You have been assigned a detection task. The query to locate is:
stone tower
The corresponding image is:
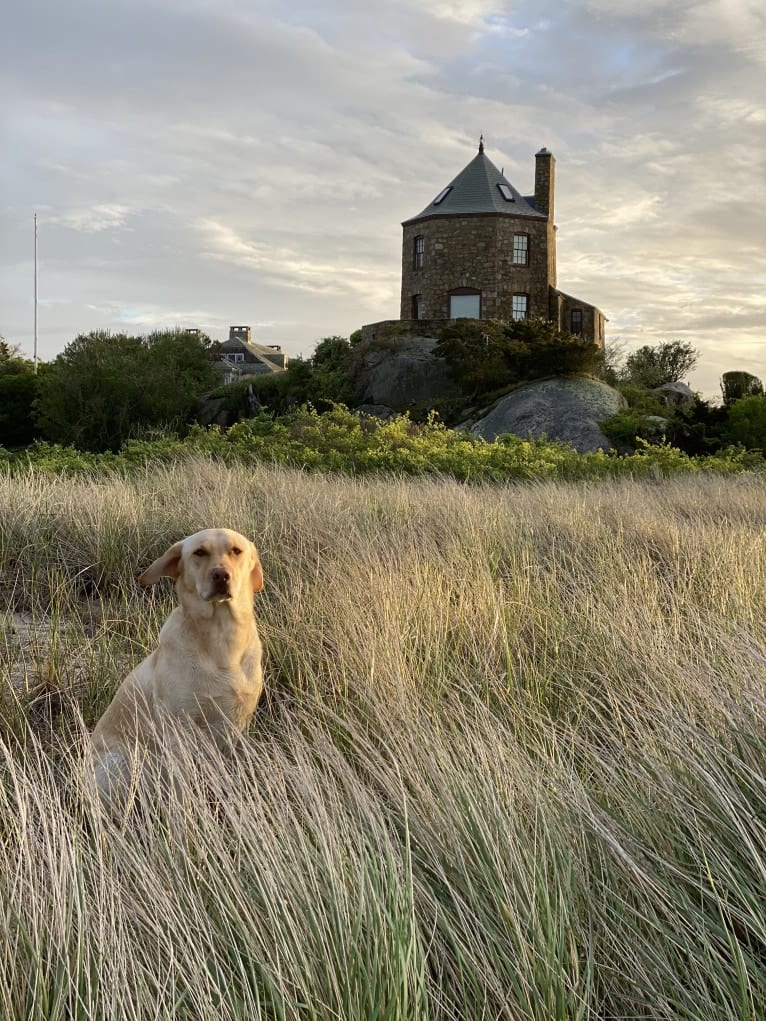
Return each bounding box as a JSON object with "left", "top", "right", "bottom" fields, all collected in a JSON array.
[{"left": 397, "top": 140, "right": 604, "bottom": 343}]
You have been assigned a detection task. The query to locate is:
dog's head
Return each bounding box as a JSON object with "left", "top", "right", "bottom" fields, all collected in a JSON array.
[{"left": 138, "top": 528, "right": 264, "bottom": 603}]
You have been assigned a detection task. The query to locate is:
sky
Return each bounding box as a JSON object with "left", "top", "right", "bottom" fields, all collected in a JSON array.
[{"left": 1, "top": 0, "right": 764, "bottom": 399}]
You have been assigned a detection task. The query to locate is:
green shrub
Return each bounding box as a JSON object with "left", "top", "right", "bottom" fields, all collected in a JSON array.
[
  {"left": 600, "top": 408, "right": 666, "bottom": 448},
  {"left": 2, "top": 405, "right": 763, "bottom": 482},
  {"left": 721, "top": 370, "right": 763, "bottom": 406},
  {"left": 724, "top": 395, "right": 766, "bottom": 451},
  {"left": 435, "top": 318, "right": 602, "bottom": 399},
  {"left": 616, "top": 383, "right": 666, "bottom": 415},
  {"left": 35, "top": 329, "right": 218, "bottom": 452},
  {"left": 0, "top": 372, "right": 39, "bottom": 447}
]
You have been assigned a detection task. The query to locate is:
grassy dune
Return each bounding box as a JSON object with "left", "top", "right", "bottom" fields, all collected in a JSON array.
[{"left": 1, "top": 462, "right": 765, "bottom": 1020}]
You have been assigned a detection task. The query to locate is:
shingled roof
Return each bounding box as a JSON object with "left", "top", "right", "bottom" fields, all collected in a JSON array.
[{"left": 402, "top": 139, "right": 543, "bottom": 225}]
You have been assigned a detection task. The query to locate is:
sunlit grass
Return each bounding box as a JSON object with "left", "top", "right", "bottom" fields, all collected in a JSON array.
[{"left": 1, "top": 462, "right": 765, "bottom": 1019}]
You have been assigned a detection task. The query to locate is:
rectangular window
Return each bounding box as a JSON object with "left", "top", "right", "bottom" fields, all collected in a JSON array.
[
  {"left": 450, "top": 293, "right": 481, "bottom": 318},
  {"left": 512, "top": 294, "right": 528, "bottom": 320},
  {"left": 512, "top": 234, "right": 528, "bottom": 265},
  {"left": 413, "top": 235, "right": 425, "bottom": 269},
  {"left": 412, "top": 294, "right": 423, "bottom": 320},
  {"left": 570, "top": 308, "right": 583, "bottom": 335}
]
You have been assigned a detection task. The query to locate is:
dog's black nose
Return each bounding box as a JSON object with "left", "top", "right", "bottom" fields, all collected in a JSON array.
[{"left": 211, "top": 567, "right": 231, "bottom": 588}]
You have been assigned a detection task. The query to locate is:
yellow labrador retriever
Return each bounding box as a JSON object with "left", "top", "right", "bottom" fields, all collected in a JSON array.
[{"left": 91, "top": 528, "right": 264, "bottom": 811}]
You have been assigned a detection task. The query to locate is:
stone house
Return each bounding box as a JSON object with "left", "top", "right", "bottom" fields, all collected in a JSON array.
[
  {"left": 364, "top": 140, "right": 605, "bottom": 345},
  {"left": 215, "top": 326, "right": 288, "bottom": 384}
]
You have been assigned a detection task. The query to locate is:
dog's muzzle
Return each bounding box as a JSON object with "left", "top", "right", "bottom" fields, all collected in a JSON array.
[{"left": 207, "top": 567, "right": 232, "bottom": 600}]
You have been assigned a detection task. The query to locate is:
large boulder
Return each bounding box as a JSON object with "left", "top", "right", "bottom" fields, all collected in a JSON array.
[
  {"left": 651, "top": 381, "right": 695, "bottom": 407},
  {"left": 352, "top": 335, "right": 459, "bottom": 412},
  {"left": 470, "top": 376, "right": 626, "bottom": 453}
]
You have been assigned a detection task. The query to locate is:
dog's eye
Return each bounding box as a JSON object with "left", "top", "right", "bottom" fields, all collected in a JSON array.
[
  {"left": 193, "top": 548, "right": 207, "bottom": 558},
  {"left": 231, "top": 547, "right": 243, "bottom": 556}
]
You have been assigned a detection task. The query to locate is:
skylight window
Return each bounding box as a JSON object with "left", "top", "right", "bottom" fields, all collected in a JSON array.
[
  {"left": 432, "top": 186, "right": 452, "bottom": 205},
  {"left": 497, "top": 184, "right": 515, "bottom": 201}
]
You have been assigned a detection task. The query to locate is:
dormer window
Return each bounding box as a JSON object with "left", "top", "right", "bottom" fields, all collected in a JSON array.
[
  {"left": 432, "top": 186, "right": 452, "bottom": 205},
  {"left": 413, "top": 235, "right": 425, "bottom": 269},
  {"left": 497, "top": 184, "right": 515, "bottom": 202}
]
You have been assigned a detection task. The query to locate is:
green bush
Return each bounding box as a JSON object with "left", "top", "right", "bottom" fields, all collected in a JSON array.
[
  {"left": 599, "top": 408, "right": 666, "bottom": 448},
  {"left": 616, "top": 383, "right": 666, "bottom": 415},
  {"left": 0, "top": 372, "right": 40, "bottom": 447},
  {"left": 2, "top": 405, "right": 763, "bottom": 482},
  {"left": 721, "top": 370, "right": 763, "bottom": 406},
  {"left": 243, "top": 337, "right": 355, "bottom": 414},
  {"left": 724, "top": 395, "right": 766, "bottom": 451},
  {"left": 35, "top": 329, "right": 218, "bottom": 452},
  {"left": 435, "top": 318, "right": 602, "bottom": 399}
]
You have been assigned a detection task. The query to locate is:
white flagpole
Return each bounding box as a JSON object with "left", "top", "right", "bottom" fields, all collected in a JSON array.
[{"left": 34, "top": 213, "right": 38, "bottom": 374}]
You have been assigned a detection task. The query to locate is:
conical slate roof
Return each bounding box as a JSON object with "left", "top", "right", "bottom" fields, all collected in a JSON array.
[{"left": 402, "top": 140, "right": 542, "bottom": 225}]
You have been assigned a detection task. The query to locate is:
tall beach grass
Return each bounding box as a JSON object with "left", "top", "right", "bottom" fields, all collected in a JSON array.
[{"left": 1, "top": 462, "right": 765, "bottom": 1019}]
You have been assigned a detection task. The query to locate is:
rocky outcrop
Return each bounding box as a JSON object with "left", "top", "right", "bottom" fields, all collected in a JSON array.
[
  {"left": 352, "top": 335, "right": 460, "bottom": 412},
  {"left": 469, "top": 376, "right": 626, "bottom": 453},
  {"left": 651, "top": 381, "right": 695, "bottom": 407},
  {"left": 197, "top": 396, "right": 233, "bottom": 428}
]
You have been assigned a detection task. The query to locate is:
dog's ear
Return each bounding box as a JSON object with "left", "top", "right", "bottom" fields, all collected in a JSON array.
[
  {"left": 138, "top": 541, "right": 184, "bottom": 586},
  {"left": 250, "top": 546, "right": 264, "bottom": 593}
]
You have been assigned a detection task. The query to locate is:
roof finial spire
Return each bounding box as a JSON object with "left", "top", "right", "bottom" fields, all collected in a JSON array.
[{"left": 479, "top": 134, "right": 484, "bottom": 154}]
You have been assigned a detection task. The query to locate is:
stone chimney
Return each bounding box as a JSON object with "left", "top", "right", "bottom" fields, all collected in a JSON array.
[
  {"left": 229, "top": 325, "right": 252, "bottom": 343},
  {"left": 534, "top": 147, "right": 555, "bottom": 221}
]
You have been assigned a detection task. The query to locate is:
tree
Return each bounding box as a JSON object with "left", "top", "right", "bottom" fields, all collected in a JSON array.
[
  {"left": 0, "top": 373, "right": 39, "bottom": 447},
  {"left": 35, "top": 329, "right": 218, "bottom": 451},
  {"left": 721, "top": 371, "right": 763, "bottom": 407},
  {"left": 622, "top": 341, "right": 698, "bottom": 388},
  {"left": 244, "top": 336, "right": 356, "bottom": 413},
  {"left": 0, "top": 339, "right": 42, "bottom": 446},
  {"left": 595, "top": 338, "right": 627, "bottom": 387},
  {"left": 724, "top": 395, "right": 766, "bottom": 451},
  {"left": 309, "top": 335, "right": 355, "bottom": 407}
]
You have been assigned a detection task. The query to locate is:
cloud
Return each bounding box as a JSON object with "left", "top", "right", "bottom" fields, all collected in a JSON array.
[
  {"left": 53, "top": 204, "right": 133, "bottom": 233},
  {"left": 0, "top": 0, "right": 763, "bottom": 395}
]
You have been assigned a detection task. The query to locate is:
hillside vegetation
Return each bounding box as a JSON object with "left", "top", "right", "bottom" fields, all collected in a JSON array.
[
  {"left": 1, "top": 406, "right": 763, "bottom": 481},
  {"left": 1, "top": 463, "right": 765, "bottom": 1019}
]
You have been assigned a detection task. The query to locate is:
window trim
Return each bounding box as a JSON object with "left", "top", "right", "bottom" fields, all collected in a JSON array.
[
  {"left": 449, "top": 287, "right": 482, "bottom": 319},
  {"left": 511, "top": 293, "right": 529, "bottom": 321},
  {"left": 413, "top": 235, "right": 425, "bottom": 270},
  {"left": 512, "top": 233, "right": 529, "bottom": 266}
]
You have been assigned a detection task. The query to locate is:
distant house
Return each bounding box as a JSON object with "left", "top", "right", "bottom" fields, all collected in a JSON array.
[
  {"left": 364, "top": 140, "right": 606, "bottom": 346},
  {"left": 215, "top": 326, "right": 288, "bottom": 384}
]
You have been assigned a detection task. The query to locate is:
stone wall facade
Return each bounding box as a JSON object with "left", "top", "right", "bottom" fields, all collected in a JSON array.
[
  {"left": 400, "top": 213, "right": 557, "bottom": 323},
  {"left": 549, "top": 290, "right": 605, "bottom": 348}
]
